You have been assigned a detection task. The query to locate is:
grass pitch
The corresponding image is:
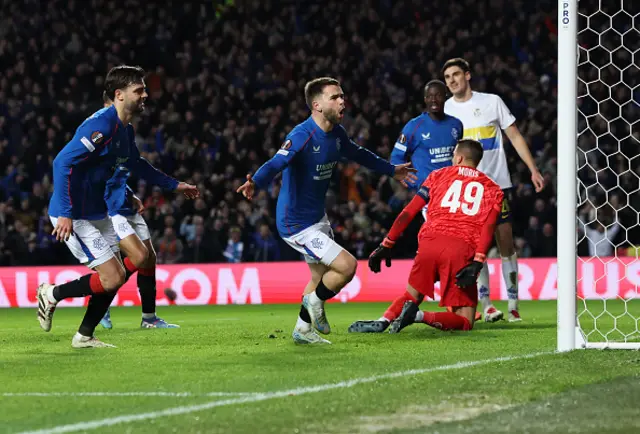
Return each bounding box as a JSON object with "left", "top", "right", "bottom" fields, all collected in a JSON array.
[{"left": 1, "top": 301, "right": 639, "bottom": 434}]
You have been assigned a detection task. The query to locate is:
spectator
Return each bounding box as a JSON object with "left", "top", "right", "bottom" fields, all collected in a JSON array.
[
  {"left": 223, "top": 227, "right": 244, "bottom": 263},
  {"left": 0, "top": 0, "right": 636, "bottom": 264},
  {"left": 156, "top": 227, "right": 184, "bottom": 264},
  {"left": 250, "top": 223, "right": 280, "bottom": 262}
]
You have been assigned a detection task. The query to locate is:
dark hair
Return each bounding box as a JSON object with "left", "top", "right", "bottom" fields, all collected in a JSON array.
[
  {"left": 104, "top": 65, "right": 146, "bottom": 100},
  {"left": 423, "top": 79, "right": 447, "bottom": 97},
  {"left": 441, "top": 58, "right": 471, "bottom": 75},
  {"left": 456, "top": 139, "right": 484, "bottom": 166},
  {"left": 102, "top": 91, "right": 111, "bottom": 104},
  {"left": 304, "top": 77, "right": 340, "bottom": 110}
]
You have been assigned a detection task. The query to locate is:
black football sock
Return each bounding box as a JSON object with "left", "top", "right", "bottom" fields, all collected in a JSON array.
[
  {"left": 137, "top": 272, "right": 157, "bottom": 315},
  {"left": 78, "top": 292, "right": 117, "bottom": 337},
  {"left": 299, "top": 304, "right": 311, "bottom": 323},
  {"left": 53, "top": 274, "right": 95, "bottom": 301},
  {"left": 314, "top": 279, "right": 337, "bottom": 301}
]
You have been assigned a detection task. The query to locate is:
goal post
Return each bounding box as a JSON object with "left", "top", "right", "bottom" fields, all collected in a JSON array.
[
  {"left": 557, "top": 0, "right": 640, "bottom": 351},
  {"left": 557, "top": 0, "right": 578, "bottom": 352}
]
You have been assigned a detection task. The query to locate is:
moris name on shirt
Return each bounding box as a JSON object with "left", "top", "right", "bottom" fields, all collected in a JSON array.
[{"left": 458, "top": 167, "right": 479, "bottom": 177}]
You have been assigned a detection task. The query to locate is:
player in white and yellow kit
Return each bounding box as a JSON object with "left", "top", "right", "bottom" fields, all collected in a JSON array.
[{"left": 442, "top": 58, "right": 545, "bottom": 323}]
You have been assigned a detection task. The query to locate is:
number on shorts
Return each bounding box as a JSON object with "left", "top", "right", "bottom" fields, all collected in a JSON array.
[{"left": 440, "top": 180, "right": 484, "bottom": 216}]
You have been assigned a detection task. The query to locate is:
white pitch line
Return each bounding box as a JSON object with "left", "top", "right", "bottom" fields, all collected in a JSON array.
[
  {"left": 2, "top": 392, "right": 254, "bottom": 398},
  {"left": 17, "top": 351, "right": 553, "bottom": 434}
]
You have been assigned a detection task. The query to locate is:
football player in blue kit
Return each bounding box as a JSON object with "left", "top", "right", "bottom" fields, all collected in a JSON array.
[
  {"left": 390, "top": 80, "right": 463, "bottom": 196},
  {"left": 348, "top": 80, "right": 472, "bottom": 334},
  {"left": 40, "top": 66, "right": 197, "bottom": 348},
  {"left": 99, "top": 92, "right": 197, "bottom": 330},
  {"left": 237, "top": 77, "right": 417, "bottom": 344}
]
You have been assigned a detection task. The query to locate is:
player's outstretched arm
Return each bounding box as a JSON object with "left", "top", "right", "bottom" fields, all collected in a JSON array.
[
  {"left": 131, "top": 156, "right": 181, "bottom": 191},
  {"left": 342, "top": 138, "right": 417, "bottom": 185},
  {"left": 369, "top": 188, "right": 429, "bottom": 273},
  {"left": 237, "top": 174, "right": 255, "bottom": 200},
  {"left": 174, "top": 182, "right": 200, "bottom": 199},
  {"left": 238, "top": 134, "right": 309, "bottom": 200},
  {"left": 504, "top": 124, "right": 544, "bottom": 192}
]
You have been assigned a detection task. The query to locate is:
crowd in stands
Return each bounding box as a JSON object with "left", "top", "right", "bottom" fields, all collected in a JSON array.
[{"left": 0, "top": 0, "right": 638, "bottom": 266}]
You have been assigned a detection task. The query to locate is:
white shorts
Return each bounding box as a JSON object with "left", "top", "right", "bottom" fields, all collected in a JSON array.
[
  {"left": 282, "top": 216, "right": 343, "bottom": 266},
  {"left": 111, "top": 213, "right": 151, "bottom": 241},
  {"left": 50, "top": 216, "right": 120, "bottom": 269}
]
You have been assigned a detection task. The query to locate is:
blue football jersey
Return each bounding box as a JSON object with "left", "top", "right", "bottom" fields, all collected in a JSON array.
[
  {"left": 49, "top": 106, "right": 128, "bottom": 220},
  {"left": 390, "top": 113, "right": 463, "bottom": 190},
  {"left": 105, "top": 125, "right": 178, "bottom": 217},
  {"left": 252, "top": 116, "right": 395, "bottom": 237}
]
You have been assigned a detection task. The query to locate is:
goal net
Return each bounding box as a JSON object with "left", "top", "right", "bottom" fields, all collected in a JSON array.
[{"left": 557, "top": 0, "right": 640, "bottom": 350}]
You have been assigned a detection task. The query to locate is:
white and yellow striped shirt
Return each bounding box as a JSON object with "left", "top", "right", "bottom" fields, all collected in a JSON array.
[{"left": 444, "top": 91, "right": 516, "bottom": 189}]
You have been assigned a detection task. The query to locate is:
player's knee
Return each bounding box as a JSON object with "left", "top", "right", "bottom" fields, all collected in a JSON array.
[
  {"left": 343, "top": 254, "right": 358, "bottom": 282},
  {"left": 128, "top": 244, "right": 149, "bottom": 268},
  {"left": 145, "top": 248, "right": 157, "bottom": 268},
  {"left": 100, "top": 267, "right": 126, "bottom": 292}
]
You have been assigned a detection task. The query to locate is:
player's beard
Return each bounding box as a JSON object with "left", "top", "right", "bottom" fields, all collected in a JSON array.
[
  {"left": 128, "top": 99, "right": 145, "bottom": 115},
  {"left": 324, "top": 108, "right": 340, "bottom": 125}
]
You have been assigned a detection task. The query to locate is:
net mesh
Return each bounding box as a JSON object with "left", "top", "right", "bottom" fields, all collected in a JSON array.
[{"left": 576, "top": 0, "right": 640, "bottom": 344}]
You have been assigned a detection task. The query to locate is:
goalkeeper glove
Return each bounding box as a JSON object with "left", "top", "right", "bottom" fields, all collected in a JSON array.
[
  {"left": 368, "top": 237, "right": 395, "bottom": 273},
  {"left": 455, "top": 253, "right": 486, "bottom": 287}
]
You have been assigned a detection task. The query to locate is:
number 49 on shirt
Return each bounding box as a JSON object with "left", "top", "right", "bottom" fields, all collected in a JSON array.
[{"left": 440, "top": 180, "right": 484, "bottom": 216}]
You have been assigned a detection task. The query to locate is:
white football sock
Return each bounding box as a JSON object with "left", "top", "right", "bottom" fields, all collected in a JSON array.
[
  {"left": 502, "top": 253, "right": 519, "bottom": 311},
  {"left": 415, "top": 311, "right": 424, "bottom": 322},
  {"left": 295, "top": 316, "right": 311, "bottom": 331},
  {"left": 47, "top": 286, "right": 58, "bottom": 304},
  {"left": 377, "top": 317, "right": 391, "bottom": 323},
  {"left": 477, "top": 262, "right": 492, "bottom": 311}
]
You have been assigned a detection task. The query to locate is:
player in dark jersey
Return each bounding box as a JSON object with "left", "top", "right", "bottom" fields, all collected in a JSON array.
[
  {"left": 390, "top": 80, "right": 463, "bottom": 193},
  {"left": 350, "top": 139, "right": 503, "bottom": 333},
  {"left": 39, "top": 66, "right": 148, "bottom": 347},
  {"left": 100, "top": 92, "right": 197, "bottom": 330},
  {"left": 237, "top": 77, "right": 417, "bottom": 344}
]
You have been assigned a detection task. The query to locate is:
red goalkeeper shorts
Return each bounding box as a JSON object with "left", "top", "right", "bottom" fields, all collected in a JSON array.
[{"left": 408, "top": 233, "right": 478, "bottom": 308}]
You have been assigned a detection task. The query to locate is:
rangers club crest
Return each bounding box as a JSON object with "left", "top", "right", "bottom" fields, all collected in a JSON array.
[
  {"left": 336, "top": 138, "right": 341, "bottom": 150},
  {"left": 473, "top": 108, "right": 482, "bottom": 117},
  {"left": 451, "top": 128, "right": 459, "bottom": 139}
]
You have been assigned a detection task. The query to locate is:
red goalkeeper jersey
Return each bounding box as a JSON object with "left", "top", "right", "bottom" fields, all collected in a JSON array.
[{"left": 418, "top": 166, "right": 504, "bottom": 250}]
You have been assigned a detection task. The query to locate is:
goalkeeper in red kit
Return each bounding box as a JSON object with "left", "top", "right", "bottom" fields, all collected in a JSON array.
[{"left": 349, "top": 139, "right": 503, "bottom": 333}]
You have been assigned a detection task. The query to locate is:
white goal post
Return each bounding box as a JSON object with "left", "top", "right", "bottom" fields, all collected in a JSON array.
[{"left": 557, "top": 0, "right": 640, "bottom": 351}]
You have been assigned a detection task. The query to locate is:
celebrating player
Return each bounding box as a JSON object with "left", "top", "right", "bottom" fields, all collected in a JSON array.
[
  {"left": 360, "top": 139, "right": 503, "bottom": 334},
  {"left": 39, "top": 66, "right": 197, "bottom": 348},
  {"left": 99, "top": 92, "right": 197, "bottom": 330},
  {"left": 390, "top": 80, "right": 463, "bottom": 201},
  {"left": 237, "top": 77, "right": 417, "bottom": 345},
  {"left": 442, "top": 58, "right": 544, "bottom": 322}
]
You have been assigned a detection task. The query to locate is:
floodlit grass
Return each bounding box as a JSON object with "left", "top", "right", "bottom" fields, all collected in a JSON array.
[{"left": 1, "top": 301, "right": 639, "bottom": 433}]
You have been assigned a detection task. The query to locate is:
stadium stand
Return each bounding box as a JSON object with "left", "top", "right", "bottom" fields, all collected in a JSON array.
[{"left": 0, "top": 0, "right": 637, "bottom": 265}]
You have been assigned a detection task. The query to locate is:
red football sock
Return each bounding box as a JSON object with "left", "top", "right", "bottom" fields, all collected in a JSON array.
[
  {"left": 89, "top": 273, "right": 105, "bottom": 294},
  {"left": 123, "top": 257, "right": 139, "bottom": 282},
  {"left": 447, "top": 306, "right": 481, "bottom": 321},
  {"left": 383, "top": 291, "right": 418, "bottom": 322},
  {"left": 421, "top": 311, "right": 472, "bottom": 331}
]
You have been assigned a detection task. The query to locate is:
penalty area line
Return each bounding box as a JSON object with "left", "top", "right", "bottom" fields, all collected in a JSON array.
[{"left": 17, "top": 351, "right": 553, "bottom": 434}]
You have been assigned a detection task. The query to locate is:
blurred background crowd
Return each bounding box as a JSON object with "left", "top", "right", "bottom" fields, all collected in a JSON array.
[{"left": 0, "top": 0, "right": 638, "bottom": 266}]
